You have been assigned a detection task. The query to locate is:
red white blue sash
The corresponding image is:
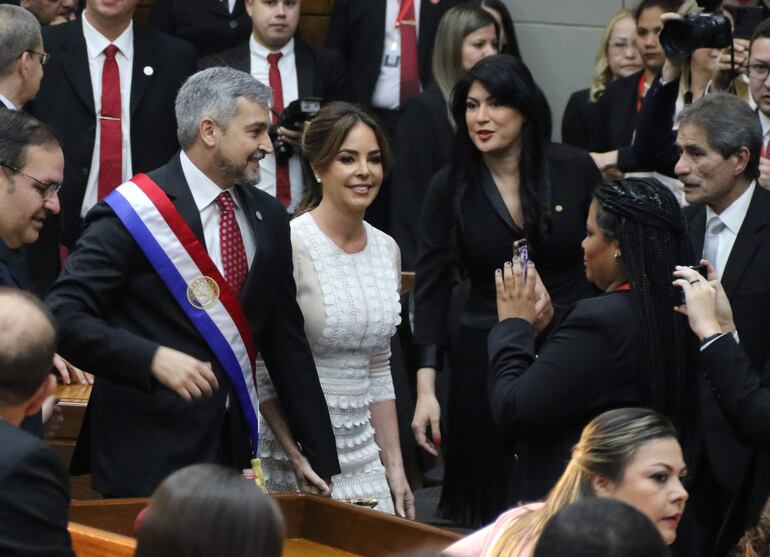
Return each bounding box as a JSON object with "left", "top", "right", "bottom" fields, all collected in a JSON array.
[{"left": 104, "top": 173, "right": 260, "bottom": 452}]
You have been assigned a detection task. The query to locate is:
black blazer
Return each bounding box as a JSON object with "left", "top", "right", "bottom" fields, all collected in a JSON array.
[
  {"left": 200, "top": 37, "right": 346, "bottom": 102},
  {"left": 324, "top": 0, "right": 464, "bottom": 105},
  {"left": 390, "top": 86, "right": 452, "bottom": 271},
  {"left": 46, "top": 154, "right": 340, "bottom": 496},
  {"left": 561, "top": 88, "right": 597, "bottom": 151},
  {"left": 593, "top": 70, "right": 642, "bottom": 170},
  {"left": 684, "top": 186, "right": 770, "bottom": 555},
  {"left": 148, "top": 0, "right": 251, "bottom": 59},
  {"left": 413, "top": 144, "right": 599, "bottom": 362},
  {"left": 487, "top": 292, "right": 645, "bottom": 503},
  {"left": 28, "top": 19, "right": 197, "bottom": 249},
  {"left": 0, "top": 421, "right": 72, "bottom": 556}
]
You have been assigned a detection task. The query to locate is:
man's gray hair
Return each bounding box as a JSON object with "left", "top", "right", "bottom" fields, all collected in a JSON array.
[
  {"left": 0, "top": 5, "right": 42, "bottom": 79},
  {"left": 175, "top": 67, "right": 273, "bottom": 150},
  {"left": 676, "top": 92, "right": 762, "bottom": 180}
]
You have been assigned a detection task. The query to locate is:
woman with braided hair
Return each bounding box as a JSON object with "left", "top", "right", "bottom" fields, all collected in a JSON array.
[
  {"left": 486, "top": 176, "right": 698, "bottom": 508},
  {"left": 443, "top": 407, "right": 688, "bottom": 556}
]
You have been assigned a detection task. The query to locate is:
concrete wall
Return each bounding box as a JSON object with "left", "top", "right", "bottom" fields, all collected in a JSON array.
[{"left": 505, "top": 0, "right": 638, "bottom": 141}]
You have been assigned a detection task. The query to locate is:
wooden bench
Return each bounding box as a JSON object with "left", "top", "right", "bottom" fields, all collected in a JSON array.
[{"left": 69, "top": 494, "right": 461, "bottom": 556}]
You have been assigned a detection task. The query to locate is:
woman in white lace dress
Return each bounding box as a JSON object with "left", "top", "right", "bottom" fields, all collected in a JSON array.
[{"left": 255, "top": 102, "right": 414, "bottom": 518}]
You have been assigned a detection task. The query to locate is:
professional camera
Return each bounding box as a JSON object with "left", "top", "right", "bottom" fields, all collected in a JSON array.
[
  {"left": 658, "top": 0, "right": 732, "bottom": 60},
  {"left": 268, "top": 98, "right": 322, "bottom": 162}
]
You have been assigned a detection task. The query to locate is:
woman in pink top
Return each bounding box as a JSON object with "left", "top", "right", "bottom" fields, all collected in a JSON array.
[{"left": 442, "top": 407, "right": 688, "bottom": 557}]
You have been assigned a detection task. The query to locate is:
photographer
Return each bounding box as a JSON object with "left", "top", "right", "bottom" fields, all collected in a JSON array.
[{"left": 201, "top": 0, "right": 345, "bottom": 214}]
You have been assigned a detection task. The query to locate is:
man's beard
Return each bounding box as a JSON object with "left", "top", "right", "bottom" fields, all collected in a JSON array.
[{"left": 214, "top": 151, "right": 261, "bottom": 186}]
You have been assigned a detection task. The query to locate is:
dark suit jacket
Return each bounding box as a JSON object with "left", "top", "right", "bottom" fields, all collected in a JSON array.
[
  {"left": 324, "top": 0, "right": 464, "bottom": 105},
  {"left": 684, "top": 186, "right": 770, "bottom": 555},
  {"left": 0, "top": 420, "right": 72, "bottom": 556},
  {"left": 148, "top": 0, "right": 251, "bottom": 59},
  {"left": 390, "top": 86, "right": 452, "bottom": 271},
  {"left": 46, "top": 154, "right": 340, "bottom": 496},
  {"left": 200, "top": 37, "right": 345, "bottom": 102},
  {"left": 487, "top": 292, "right": 646, "bottom": 503},
  {"left": 28, "top": 19, "right": 197, "bottom": 250},
  {"left": 561, "top": 88, "right": 597, "bottom": 151},
  {"left": 593, "top": 69, "right": 643, "bottom": 170}
]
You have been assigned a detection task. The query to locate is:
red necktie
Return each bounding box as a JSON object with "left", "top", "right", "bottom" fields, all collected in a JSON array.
[
  {"left": 762, "top": 136, "right": 769, "bottom": 159},
  {"left": 98, "top": 44, "right": 122, "bottom": 200},
  {"left": 215, "top": 192, "right": 249, "bottom": 295},
  {"left": 267, "top": 52, "right": 291, "bottom": 208},
  {"left": 399, "top": 0, "right": 419, "bottom": 103}
]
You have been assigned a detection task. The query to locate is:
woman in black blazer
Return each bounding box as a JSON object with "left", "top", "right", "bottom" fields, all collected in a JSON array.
[
  {"left": 390, "top": 4, "right": 499, "bottom": 270},
  {"left": 488, "top": 177, "right": 698, "bottom": 506},
  {"left": 411, "top": 55, "right": 599, "bottom": 528}
]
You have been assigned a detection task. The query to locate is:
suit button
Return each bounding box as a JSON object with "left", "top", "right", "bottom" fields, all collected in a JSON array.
[
  {"left": 81, "top": 166, "right": 89, "bottom": 175},
  {"left": 229, "top": 19, "right": 238, "bottom": 29}
]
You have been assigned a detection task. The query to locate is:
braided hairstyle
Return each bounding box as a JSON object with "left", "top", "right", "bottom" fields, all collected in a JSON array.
[{"left": 593, "top": 177, "right": 697, "bottom": 430}]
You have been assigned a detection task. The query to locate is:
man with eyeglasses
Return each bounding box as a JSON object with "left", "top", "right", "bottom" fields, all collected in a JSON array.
[{"left": 0, "top": 4, "right": 46, "bottom": 111}]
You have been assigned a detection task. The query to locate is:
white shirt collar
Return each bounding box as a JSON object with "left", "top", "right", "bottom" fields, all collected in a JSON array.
[
  {"left": 179, "top": 151, "right": 242, "bottom": 213},
  {"left": 706, "top": 181, "right": 755, "bottom": 235},
  {"left": 249, "top": 35, "right": 294, "bottom": 60},
  {"left": 82, "top": 10, "right": 134, "bottom": 60},
  {"left": 0, "top": 94, "right": 16, "bottom": 110}
]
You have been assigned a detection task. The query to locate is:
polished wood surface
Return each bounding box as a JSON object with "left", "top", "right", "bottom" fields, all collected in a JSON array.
[
  {"left": 69, "top": 493, "right": 461, "bottom": 557},
  {"left": 68, "top": 523, "right": 136, "bottom": 557}
]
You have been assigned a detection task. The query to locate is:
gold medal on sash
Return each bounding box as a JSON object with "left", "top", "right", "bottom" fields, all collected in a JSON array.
[{"left": 187, "top": 276, "right": 220, "bottom": 310}]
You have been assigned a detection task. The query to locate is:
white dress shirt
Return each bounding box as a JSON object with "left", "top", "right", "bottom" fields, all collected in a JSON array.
[
  {"left": 0, "top": 94, "right": 16, "bottom": 110},
  {"left": 180, "top": 151, "right": 256, "bottom": 273},
  {"left": 759, "top": 110, "right": 770, "bottom": 150},
  {"left": 705, "top": 181, "right": 755, "bottom": 279},
  {"left": 80, "top": 11, "right": 134, "bottom": 217},
  {"left": 371, "top": 0, "right": 422, "bottom": 110},
  {"left": 249, "top": 35, "right": 303, "bottom": 213}
]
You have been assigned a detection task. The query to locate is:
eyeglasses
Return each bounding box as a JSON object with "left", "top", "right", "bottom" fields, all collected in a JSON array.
[
  {"left": 0, "top": 162, "right": 62, "bottom": 200},
  {"left": 747, "top": 63, "right": 770, "bottom": 81},
  {"left": 24, "top": 49, "right": 49, "bottom": 66}
]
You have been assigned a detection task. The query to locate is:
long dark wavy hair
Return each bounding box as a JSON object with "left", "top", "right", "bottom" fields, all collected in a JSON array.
[
  {"left": 448, "top": 55, "right": 551, "bottom": 269},
  {"left": 593, "top": 177, "right": 697, "bottom": 431}
]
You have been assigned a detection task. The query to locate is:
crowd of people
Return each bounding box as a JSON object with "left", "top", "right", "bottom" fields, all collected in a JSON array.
[{"left": 2, "top": 0, "right": 770, "bottom": 556}]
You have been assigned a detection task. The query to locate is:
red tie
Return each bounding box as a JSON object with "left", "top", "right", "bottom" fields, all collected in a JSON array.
[
  {"left": 762, "top": 136, "right": 769, "bottom": 159},
  {"left": 267, "top": 52, "right": 291, "bottom": 208},
  {"left": 98, "top": 44, "right": 122, "bottom": 200},
  {"left": 215, "top": 192, "right": 249, "bottom": 295},
  {"left": 399, "top": 0, "right": 419, "bottom": 103}
]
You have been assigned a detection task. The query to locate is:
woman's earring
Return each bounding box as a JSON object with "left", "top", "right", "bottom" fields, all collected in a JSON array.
[
  {"left": 614, "top": 252, "right": 621, "bottom": 260},
  {"left": 315, "top": 176, "right": 321, "bottom": 184}
]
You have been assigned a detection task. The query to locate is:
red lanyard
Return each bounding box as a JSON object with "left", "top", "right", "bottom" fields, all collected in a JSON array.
[
  {"left": 636, "top": 73, "right": 647, "bottom": 113},
  {"left": 396, "top": 0, "right": 415, "bottom": 27},
  {"left": 615, "top": 282, "right": 631, "bottom": 291}
]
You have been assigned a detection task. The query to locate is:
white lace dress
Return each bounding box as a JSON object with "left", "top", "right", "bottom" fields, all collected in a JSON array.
[{"left": 256, "top": 212, "right": 402, "bottom": 514}]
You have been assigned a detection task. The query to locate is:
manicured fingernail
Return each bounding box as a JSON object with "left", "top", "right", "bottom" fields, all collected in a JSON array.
[
  {"left": 505, "top": 261, "right": 512, "bottom": 266},
  {"left": 496, "top": 269, "right": 501, "bottom": 274}
]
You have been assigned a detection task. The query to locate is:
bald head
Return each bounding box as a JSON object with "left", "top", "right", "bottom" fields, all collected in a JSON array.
[{"left": 0, "top": 288, "right": 56, "bottom": 407}]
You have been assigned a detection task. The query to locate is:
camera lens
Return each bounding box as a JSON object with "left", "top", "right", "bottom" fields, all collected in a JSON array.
[{"left": 659, "top": 14, "right": 732, "bottom": 60}]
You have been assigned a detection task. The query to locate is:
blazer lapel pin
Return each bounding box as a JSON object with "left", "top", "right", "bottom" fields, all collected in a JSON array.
[
  {"left": 255, "top": 210, "right": 263, "bottom": 221},
  {"left": 143, "top": 66, "right": 154, "bottom": 76}
]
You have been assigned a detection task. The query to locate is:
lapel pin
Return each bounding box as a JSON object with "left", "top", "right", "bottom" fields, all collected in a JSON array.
[
  {"left": 255, "top": 210, "right": 263, "bottom": 221},
  {"left": 555, "top": 204, "right": 564, "bottom": 213},
  {"left": 143, "top": 66, "right": 154, "bottom": 76}
]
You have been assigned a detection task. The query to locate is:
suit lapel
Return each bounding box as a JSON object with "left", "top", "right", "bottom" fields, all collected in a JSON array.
[
  {"left": 229, "top": 43, "right": 250, "bottom": 73},
  {"left": 130, "top": 26, "right": 154, "bottom": 116},
  {"left": 295, "top": 39, "right": 314, "bottom": 98},
  {"left": 687, "top": 205, "right": 707, "bottom": 261},
  {"left": 60, "top": 20, "right": 96, "bottom": 114},
  {"left": 721, "top": 189, "right": 770, "bottom": 297},
  {"left": 161, "top": 155, "right": 207, "bottom": 247},
  {"left": 234, "top": 185, "right": 267, "bottom": 297},
  {"left": 0, "top": 241, "right": 32, "bottom": 290},
  {"left": 480, "top": 165, "right": 519, "bottom": 233},
  {"left": 193, "top": 0, "right": 229, "bottom": 16}
]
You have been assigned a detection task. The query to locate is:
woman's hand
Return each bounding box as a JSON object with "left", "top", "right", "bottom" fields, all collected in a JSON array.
[
  {"left": 495, "top": 259, "right": 540, "bottom": 324},
  {"left": 532, "top": 269, "right": 554, "bottom": 335},
  {"left": 672, "top": 263, "right": 732, "bottom": 341},
  {"left": 289, "top": 452, "right": 332, "bottom": 497},
  {"left": 385, "top": 465, "right": 415, "bottom": 519},
  {"left": 712, "top": 38, "right": 749, "bottom": 91},
  {"left": 412, "top": 370, "right": 441, "bottom": 456}
]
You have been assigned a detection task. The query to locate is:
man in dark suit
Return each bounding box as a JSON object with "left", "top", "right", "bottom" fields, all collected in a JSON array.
[
  {"left": 27, "top": 0, "right": 197, "bottom": 293},
  {"left": 0, "top": 288, "right": 73, "bottom": 557},
  {"left": 0, "top": 4, "right": 45, "bottom": 112},
  {"left": 674, "top": 92, "right": 770, "bottom": 557},
  {"left": 148, "top": 0, "right": 251, "bottom": 59},
  {"left": 46, "top": 67, "right": 340, "bottom": 497},
  {"left": 202, "top": 0, "right": 344, "bottom": 214}
]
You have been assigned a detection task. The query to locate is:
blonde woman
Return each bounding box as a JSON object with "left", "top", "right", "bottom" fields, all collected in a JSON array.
[
  {"left": 561, "top": 9, "right": 642, "bottom": 149},
  {"left": 442, "top": 408, "right": 688, "bottom": 557}
]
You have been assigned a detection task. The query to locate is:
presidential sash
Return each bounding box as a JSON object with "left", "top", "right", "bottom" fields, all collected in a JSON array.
[{"left": 105, "top": 173, "right": 266, "bottom": 488}]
